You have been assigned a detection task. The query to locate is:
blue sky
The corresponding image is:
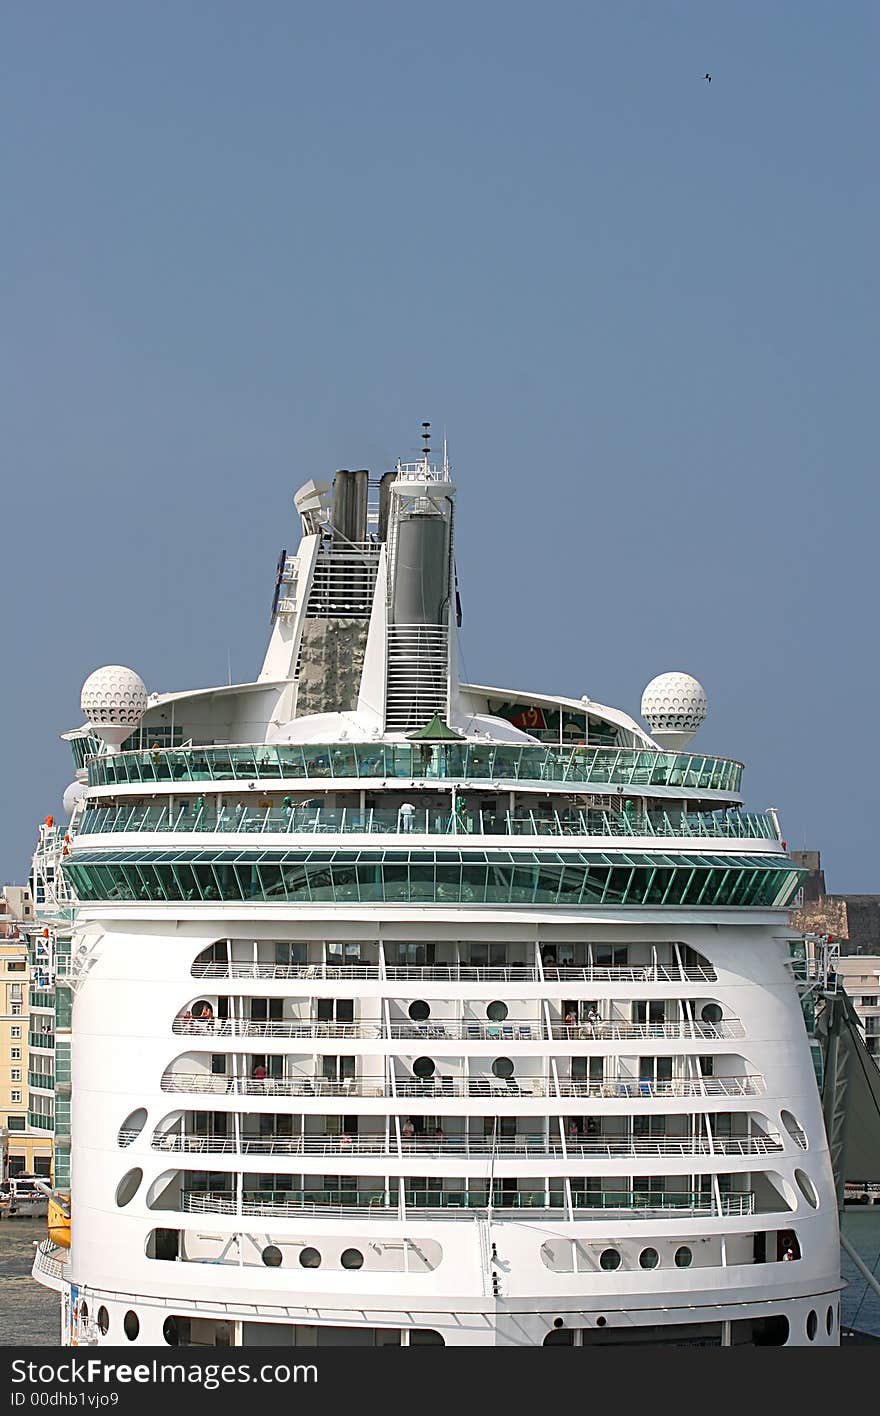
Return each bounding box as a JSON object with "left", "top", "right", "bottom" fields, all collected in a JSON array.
[{"left": 1, "top": 1, "right": 877, "bottom": 889}]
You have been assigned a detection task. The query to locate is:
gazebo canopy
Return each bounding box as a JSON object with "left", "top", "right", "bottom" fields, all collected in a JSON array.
[{"left": 405, "top": 714, "right": 466, "bottom": 742}]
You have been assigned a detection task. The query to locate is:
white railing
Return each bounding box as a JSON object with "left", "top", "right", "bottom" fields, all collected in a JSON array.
[
  {"left": 190, "top": 961, "right": 718, "bottom": 984},
  {"left": 161, "top": 1071, "right": 765, "bottom": 1099},
  {"left": 32, "top": 1240, "right": 67, "bottom": 1287},
  {"left": 179, "top": 1191, "right": 757, "bottom": 1221},
  {"left": 150, "top": 1132, "right": 782, "bottom": 1158}
]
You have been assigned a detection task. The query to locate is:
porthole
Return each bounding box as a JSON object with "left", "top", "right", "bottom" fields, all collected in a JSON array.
[
  {"left": 261, "top": 1245, "right": 282, "bottom": 1267},
  {"left": 299, "top": 1247, "right": 321, "bottom": 1268},
  {"left": 486, "top": 1001, "right": 508, "bottom": 1022},
  {"left": 639, "top": 1247, "right": 659, "bottom": 1270},
  {"left": 117, "top": 1109, "right": 147, "bottom": 1146},
  {"left": 806, "top": 1309, "right": 818, "bottom": 1341},
  {"left": 341, "top": 1248, "right": 364, "bottom": 1270},
  {"left": 596, "top": 1316, "right": 607, "bottom": 1327},
  {"left": 492, "top": 1057, "right": 514, "bottom": 1079},
  {"left": 123, "top": 1310, "right": 139, "bottom": 1341},
  {"left": 413, "top": 1056, "right": 435, "bottom": 1079},
  {"left": 781, "top": 1110, "right": 808, "bottom": 1149},
  {"left": 700, "top": 1003, "right": 723, "bottom": 1025},
  {"left": 408, "top": 1000, "right": 430, "bottom": 1022},
  {"left": 674, "top": 1246, "right": 693, "bottom": 1268},
  {"left": 115, "top": 1168, "right": 143, "bottom": 1208},
  {"left": 97, "top": 1307, "right": 109, "bottom": 1336},
  {"left": 163, "top": 1316, "right": 179, "bottom": 1345},
  {"left": 826, "top": 1305, "right": 834, "bottom": 1336},
  {"left": 599, "top": 1248, "right": 621, "bottom": 1271},
  {"left": 794, "top": 1169, "right": 819, "bottom": 1208}
]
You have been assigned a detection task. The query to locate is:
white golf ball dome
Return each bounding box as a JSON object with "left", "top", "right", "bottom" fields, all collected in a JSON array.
[
  {"left": 80, "top": 665, "right": 148, "bottom": 726},
  {"left": 62, "top": 780, "right": 86, "bottom": 816},
  {"left": 641, "top": 672, "right": 708, "bottom": 733}
]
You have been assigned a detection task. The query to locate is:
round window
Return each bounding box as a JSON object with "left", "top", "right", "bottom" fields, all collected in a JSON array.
[
  {"left": 97, "top": 1306, "right": 109, "bottom": 1336},
  {"left": 408, "top": 1000, "right": 430, "bottom": 1022},
  {"left": 115, "top": 1168, "right": 143, "bottom": 1208},
  {"left": 806, "top": 1309, "right": 818, "bottom": 1341},
  {"left": 191, "top": 999, "right": 212, "bottom": 1018},
  {"left": 117, "top": 1109, "right": 147, "bottom": 1146},
  {"left": 781, "top": 1110, "right": 807, "bottom": 1149},
  {"left": 163, "top": 1316, "right": 179, "bottom": 1345},
  {"left": 486, "top": 1001, "right": 508, "bottom": 1022},
  {"left": 674, "top": 1246, "right": 693, "bottom": 1269},
  {"left": 299, "top": 1247, "right": 321, "bottom": 1268},
  {"left": 599, "top": 1248, "right": 621, "bottom": 1271},
  {"left": 261, "top": 1245, "right": 282, "bottom": 1267},
  {"left": 492, "top": 1057, "right": 514, "bottom": 1079},
  {"left": 700, "top": 1003, "right": 723, "bottom": 1026},
  {"left": 341, "top": 1248, "right": 364, "bottom": 1269},
  {"left": 123, "top": 1310, "right": 139, "bottom": 1341},
  {"left": 639, "top": 1247, "right": 659, "bottom": 1270},
  {"left": 413, "top": 1056, "right": 435, "bottom": 1079},
  {"left": 794, "top": 1169, "right": 819, "bottom": 1208}
]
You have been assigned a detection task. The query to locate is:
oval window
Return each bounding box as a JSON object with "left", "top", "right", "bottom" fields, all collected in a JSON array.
[
  {"left": 413, "top": 1057, "right": 435, "bottom": 1079},
  {"left": 794, "top": 1169, "right": 819, "bottom": 1209},
  {"left": 163, "top": 1316, "right": 179, "bottom": 1346},
  {"left": 97, "top": 1307, "right": 109, "bottom": 1336},
  {"left": 115, "top": 1168, "right": 143, "bottom": 1208},
  {"left": 781, "top": 1110, "right": 807, "bottom": 1149},
  {"left": 806, "top": 1309, "right": 818, "bottom": 1341},
  {"left": 599, "top": 1248, "right": 621, "bottom": 1271},
  {"left": 826, "top": 1305, "right": 834, "bottom": 1336},
  {"left": 123, "top": 1310, "right": 139, "bottom": 1341},
  {"left": 341, "top": 1248, "right": 364, "bottom": 1270},
  {"left": 408, "top": 1001, "right": 430, "bottom": 1021},
  {"left": 674, "top": 1246, "right": 693, "bottom": 1268},
  {"left": 492, "top": 1057, "right": 514, "bottom": 1079},
  {"left": 299, "top": 1247, "right": 321, "bottom": 1268},
  {"left": 639, "top": 1247, "right": 659, "bottom": 1270},
  {"left": 262, "top": 1245, "right": 282, "bottom": 1267},
  {"left": 486, "top": 1001, "right": 508, "bottom": 1022},
  {"left": 118, "top": 1109, "right": 147, "bottom": 1146}
]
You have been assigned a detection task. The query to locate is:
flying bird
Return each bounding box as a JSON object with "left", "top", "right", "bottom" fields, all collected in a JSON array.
[{"left": 704, "top": 73, "right": 712, "bottom": 83}]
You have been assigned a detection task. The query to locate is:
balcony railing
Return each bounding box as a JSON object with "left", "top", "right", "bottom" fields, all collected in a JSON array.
[
  {"left": 172, "top": 1016, "right": 742, "bottom": 1042},
  {"left": 190, "top": 960, "right": 717, "bottom": 984},
  {"left": 179, "top": 1189, "right": 756, "bottom": 1220},
  {"left": 28, "top": 1030, "right": 55, "bottom": 1049},
  {"left": 161, "top": 1072, "right": 764, "bottom": 1099},
  {"left": 149, "top": 1132, "right": 782, "bottom": 1158},
  {"left": 77, "top": 803, "right": 774, "bottom": 841},
  {"left": 31, "top": 1240, "right": 67, "bottom": 1288},
  {"left": 27, "top": 1070, "right": 55, "bottom": 1092},
  {"left": 86, "top": 742, "right": 744, "bottom": 794}
]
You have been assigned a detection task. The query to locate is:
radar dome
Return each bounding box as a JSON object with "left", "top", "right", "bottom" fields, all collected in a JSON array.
[
  {"left": 80, "top": 666, "right": 147, "bottom": 752},
  {"left": 62, "top": 780, "right": 86, "bottom": 816},
  {"left": 641, "top": 672, "right": 707, "bottom": 750}
]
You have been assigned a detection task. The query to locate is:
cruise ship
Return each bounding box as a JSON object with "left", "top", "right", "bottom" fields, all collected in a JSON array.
[{"left": 31, "top": 434, "right": 842, "bottom": 1346}]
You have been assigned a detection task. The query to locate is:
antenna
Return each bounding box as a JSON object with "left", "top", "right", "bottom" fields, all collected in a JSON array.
[{"left": 422, "top": 421, "right": 431, "bottom": 464}]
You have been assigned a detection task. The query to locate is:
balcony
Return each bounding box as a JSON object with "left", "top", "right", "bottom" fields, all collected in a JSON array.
[
  {"left": 179, "top": 1188, "right": 756, "bottom": 1221},
  {"left": 148, "top": 1132, "right": 782, "bottom": 1159},
  {"left": 31, "top": 1240, "right": 68, "bottom": 1291},
  {"left": 78, "top": 802, "right": 774, "bottom": 842},
  {"left": 160, "top": 1071, "right": 764, "bottom": 1100},
  {"left": 28, "top": 1030, "right": 54, "bottom": 1049},
  {"left": 190, "top": 960, "right": 717, "bottom": 984},
  {"left": 86, "top": 741, "right": 745, "bottom": 794}
]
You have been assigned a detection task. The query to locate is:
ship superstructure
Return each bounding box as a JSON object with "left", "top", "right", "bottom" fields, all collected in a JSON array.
[{"left": 32, "top": 438, "right": 841, "bottom": 1346}]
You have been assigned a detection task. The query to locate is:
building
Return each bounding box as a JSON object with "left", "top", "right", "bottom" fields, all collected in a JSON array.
[
  {"left": 0, "top": 885, "right": 53, "bottom": 1178},
  {"left": 832, "top": 957, "right": 880, "bottom": 1065}
]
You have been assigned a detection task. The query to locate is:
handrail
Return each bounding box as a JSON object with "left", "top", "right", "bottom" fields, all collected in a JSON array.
[
  {"left": 190, "top": 961, "right": 718, "bottom": 984},
  {"left": 77, "top": 803, "right": 773, "bottom": 841},
  {"left": 170, "top": 1017, "right": 743, "bottom": 1042},
  {"left": 150, "top": 1132, "right": 782, "bottom": 1157},
  {"left": 160, "top": 1071, "right": 765, "bottom": 1099},
  {"left": 86, "top": 741, "right": 744, "bottom": 794},
  {"left": 178, "top": 1189, "right": 757, "bottom": 1220}
]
